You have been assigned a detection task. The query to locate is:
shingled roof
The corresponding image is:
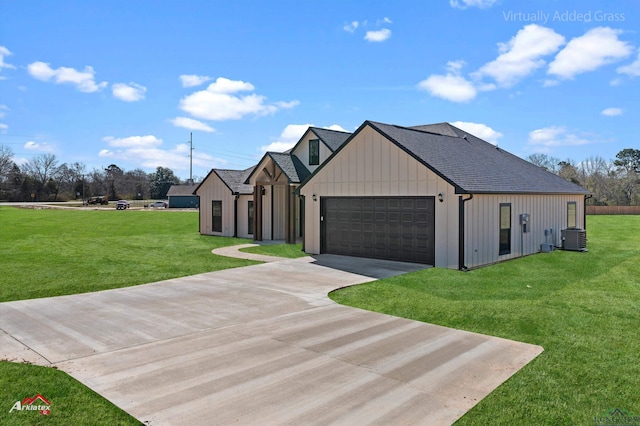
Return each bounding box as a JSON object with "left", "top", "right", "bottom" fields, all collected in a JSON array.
[
  {"left": 267, "top": 152, "right": 311, "bottom": 183},
  {"left": 368, "top": 121, "right": 590, "bottom": 194},
  {"left": 195, "top": 166, "right": 255, "bottom": 195},
  {"left": 309, "top": 127, "right": 352, "bottom": 152}
]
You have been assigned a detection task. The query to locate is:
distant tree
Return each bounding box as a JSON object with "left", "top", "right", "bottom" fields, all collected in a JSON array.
[
  {"left": 613, "top": 148, "right": 640, "bottom": 174},
  {"left": 22, "top": 154, "right": 60, "bottom": 200},
  {"left": 526, "top": 153, "right": 561, "bottom": 174},
  {"left": 558, "top": 160, "right": 581, "bottom": 185},
  {"left": 150, "top": 166, "right": 180, "bottom": 199},
  {"left": 0, "top": 145, "right": 16, "bottom": 199}
]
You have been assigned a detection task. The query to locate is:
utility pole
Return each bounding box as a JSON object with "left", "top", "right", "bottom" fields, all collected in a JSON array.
[{"left": 189, "top": 132, "right": 194, "bottom": 185}]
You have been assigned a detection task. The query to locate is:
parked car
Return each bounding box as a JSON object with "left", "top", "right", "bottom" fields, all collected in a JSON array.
[
  {"left": 116, "top": 200, "right": 130, "bottom": 210},
  {"left": 149, "top": 201, "right": 167, "bottom": 208},
  {"left": 87, "top": 196, "right": 109, "bottom": 205}
]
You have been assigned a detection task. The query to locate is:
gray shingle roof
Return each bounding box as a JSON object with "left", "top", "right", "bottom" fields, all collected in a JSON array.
[
  {"left": 368, "top": 121, "right": 590, "bottom": 194},
  {"left": 203, "top": 166, "right": 255, "bottom": 194},
  {"left": 167, "top": 185, "right": 198, "bottom": 196},
  {"left": 268, "top": 152, "right": 311, "bottom": 183},
  {"left": 309, "top": 127, "right": 351, "bottom": 152}
]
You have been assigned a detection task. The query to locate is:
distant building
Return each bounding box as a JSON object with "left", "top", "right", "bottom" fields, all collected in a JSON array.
[{"left": 167, "top": 185, "right": 199, "bottom": 208}]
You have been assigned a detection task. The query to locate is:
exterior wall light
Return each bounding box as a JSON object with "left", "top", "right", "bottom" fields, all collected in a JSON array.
[
  {"left": 312, "top": 194, "right": 317, "bottom": 202},
  {"left": 438, "top": 193, "right": 444, "bottom": 203}
]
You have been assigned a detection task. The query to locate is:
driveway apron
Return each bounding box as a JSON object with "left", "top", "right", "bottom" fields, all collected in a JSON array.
[{"left": 0, "top": 254, "right": 543, "bottom": 425}]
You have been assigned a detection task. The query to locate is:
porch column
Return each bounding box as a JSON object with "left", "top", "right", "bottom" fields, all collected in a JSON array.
[
  {"left": 254, "top": 185, "right": 263, "bottom": 241},
  {"left": 285, "top": 185, "right": 296, "bottom": 244}
]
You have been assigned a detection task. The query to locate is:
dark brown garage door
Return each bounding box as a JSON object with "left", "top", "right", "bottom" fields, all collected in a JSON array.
[{"left": 321, "top": 197, "right": 435, "bottom": 265}]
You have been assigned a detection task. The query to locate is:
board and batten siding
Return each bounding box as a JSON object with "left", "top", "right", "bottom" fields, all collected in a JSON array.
[
  {"left": 463, "top": 193, "right": 585, "bottom": 268},
  {"left": 196, "top": 175, "right": 235, "bottom": 236},
  {"left": 291, "top": 131, "right": 334, "bottom": 174},
  {"left": 236, "top": 194, "right": 253, "bottom": 239},
  {"left": 300, "top": 125, "right": 459, "bottom": 269}
]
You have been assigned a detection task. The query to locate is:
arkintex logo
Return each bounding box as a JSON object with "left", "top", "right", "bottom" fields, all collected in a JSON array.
[{"left": 9, "top": 393, "right": 51, "bottom": 415}]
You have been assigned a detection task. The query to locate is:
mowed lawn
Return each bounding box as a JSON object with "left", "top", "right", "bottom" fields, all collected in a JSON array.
[
  {"left": 330, "top": 215, "right": 640, "bottom": 425},
  {"left": 0, "top": 206, "right": 257, "bottom": 302}
]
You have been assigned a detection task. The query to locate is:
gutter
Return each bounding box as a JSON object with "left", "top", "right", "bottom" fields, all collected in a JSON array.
[{"left": 458, "top": 194, "right": 474, "bottom": 271}]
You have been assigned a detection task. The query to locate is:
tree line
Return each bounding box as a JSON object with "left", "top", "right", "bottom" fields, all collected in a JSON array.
[
  {"left": 1, "top": 145, "right": 638, "bottom": 205},
  {"left": 0, "top": 146, "right": 186, "bottom": 202},
  {"left": 526, "top": 148, "right": 640, "bottom": 206}
]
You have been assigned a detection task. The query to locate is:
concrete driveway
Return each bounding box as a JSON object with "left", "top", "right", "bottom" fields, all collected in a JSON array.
[{"left": 0, "top": 254, "right": 543, "bottom": 425}]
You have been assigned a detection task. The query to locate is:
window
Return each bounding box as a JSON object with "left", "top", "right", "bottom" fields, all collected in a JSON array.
[
  {"left": 212, "top": 200, "right": 222, "bottom": 233},
  {"left": 248, "top": 200, "right": 254, "bottom": 235},
  {"left": 309, "top": 139, "right": 320, "bottom": 166},
  {"left": 499, "top": 203, "right": 511, "bottom": 255},
  {"left": 567, "top": 201, "right": 577, "bottom": 228}
]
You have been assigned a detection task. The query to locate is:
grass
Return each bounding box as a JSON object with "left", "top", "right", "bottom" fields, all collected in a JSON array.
[
  {"left": 0, "top": 206, "right": 257, "bottom": 302},
  {"left": 239, "top": 243, "right": 308, "bottom": 258},
  {"left": 329, "top": 215, "right": 640, "bottom": 425},
  {"left": 0, "top": 362, "right": 140, "bottom": 425},
  {"left": 0, "top": 206, "right": 257, "bottom": 425}
]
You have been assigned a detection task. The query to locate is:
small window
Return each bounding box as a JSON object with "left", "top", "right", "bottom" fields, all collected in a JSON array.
[
  {"left": 212, "top": 200, "right": 222, "bottom": 233},
  {"left": 309, "top": 139, "right": 320, "bottom": 166},
  {"left": 567, "top": 201, "right": 577, "bottom": 228},
  {"left": 499, "top": 203, "right": 511, "bottom": 255},
  {"left": 248, "top": 200, "right": 254, "bottom": 235}
]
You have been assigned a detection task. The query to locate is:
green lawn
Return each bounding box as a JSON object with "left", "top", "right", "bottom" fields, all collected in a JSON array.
[
  {"left": 330, "top": 215, "right": 640, "bottom": 425},
  {"left": 0, "top": 206, "right": 257, "bottom": 302}
]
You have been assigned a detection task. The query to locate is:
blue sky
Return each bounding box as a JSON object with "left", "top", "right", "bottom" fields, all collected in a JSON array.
[{"left": 1, "top": 0, "right": 639, "bottom": 180}]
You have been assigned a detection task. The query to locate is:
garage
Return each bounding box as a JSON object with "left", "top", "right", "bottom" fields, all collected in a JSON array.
[{"left": 321, "top": 196, "right": 435, "bottom": 264}]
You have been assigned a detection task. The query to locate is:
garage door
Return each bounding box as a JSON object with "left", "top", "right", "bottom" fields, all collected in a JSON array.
[{"left": 321, "top": 197, "right": 435, "bottom": 265}]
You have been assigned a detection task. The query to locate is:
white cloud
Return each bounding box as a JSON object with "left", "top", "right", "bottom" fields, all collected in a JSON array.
[
  {"left": 100, "top": 134, "right": 222, "bottom": 171},
  {"left": 170, "top": 116, "right": 215, "bottom": 132},
  {"left": 0, "top": 123, "right": 8, "bottom": 133},
  {"left": 450, "top": 0, "right": 498, "bottom": 9},
  {"left": 617, "top": 49, "right": 640, "bottom": 77},
  {"left": 474, "top": 25, "right": 565, "bottom": 87},
  {"left": 365, "top": 28, "right": 392, "bottom": 42},
  {"left": 179, "top": 77, "right": 298, "bottom": 121},
  {"left": 102, "top": 135, "right": 162, "bottom": 148},
  {"left": 343, "top": 21, "right": 359, "bottom": 33},
  {"left": 112, "top": 82, "right": 146, "bottom": 102},
  {"left": 24, "top": 141, "right": 55, "bottom": 152},
  {"left": 27, "top": 61, "right": 107, "bottom": 93},
  {"left": 418, "top": 73, "right": 477, "bottom": 102},
  {"left": 601, "top": 107, "right": 623, "bottom": 116},
  {"left": 450, "top": 121, "right": 503, "bottom": 145},
  {"left": 0, "top": 46, "right": 16, "bottom": 70},
  {"left": 260, "top": 124, "right": 348, "bottom": 152},
  {"left": 0, "top": 104, "right": 8, "bottom": 119},
  {"left": 325, "top": 124, "right": 349, "bottom": 132},
  {"left": 548, "top": 27, "right": 632, "bottom": 79},
  {"left": 527, "top": 126, "right": 594, "bottom": 150},
  {"left": 179, "top": 74, "right": 212, "bottom": 87}
]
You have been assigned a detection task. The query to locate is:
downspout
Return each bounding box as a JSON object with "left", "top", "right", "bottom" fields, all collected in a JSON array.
[
  {"left": 458, "top": 193, "right": 473, "bottom": 271},
  {"left": 300, "top": 194, "right": 305, "bottom": 252},
  {"left": 584, "top": 194, "right": 593, "bottom": 230}
]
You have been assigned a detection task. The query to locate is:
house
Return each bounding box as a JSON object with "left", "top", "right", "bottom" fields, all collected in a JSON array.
[
  {"left": 194, "top": 167, "right": 255, "bottom": 237},
  {"left": 297, "top": 121, "right": 591, "bottom": 269},
  {"left": 194, "top": 127, "right": 351, "bottom": 240},
  {"left": 167, "top": 185, "right": 200, "bottom": 208}
]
